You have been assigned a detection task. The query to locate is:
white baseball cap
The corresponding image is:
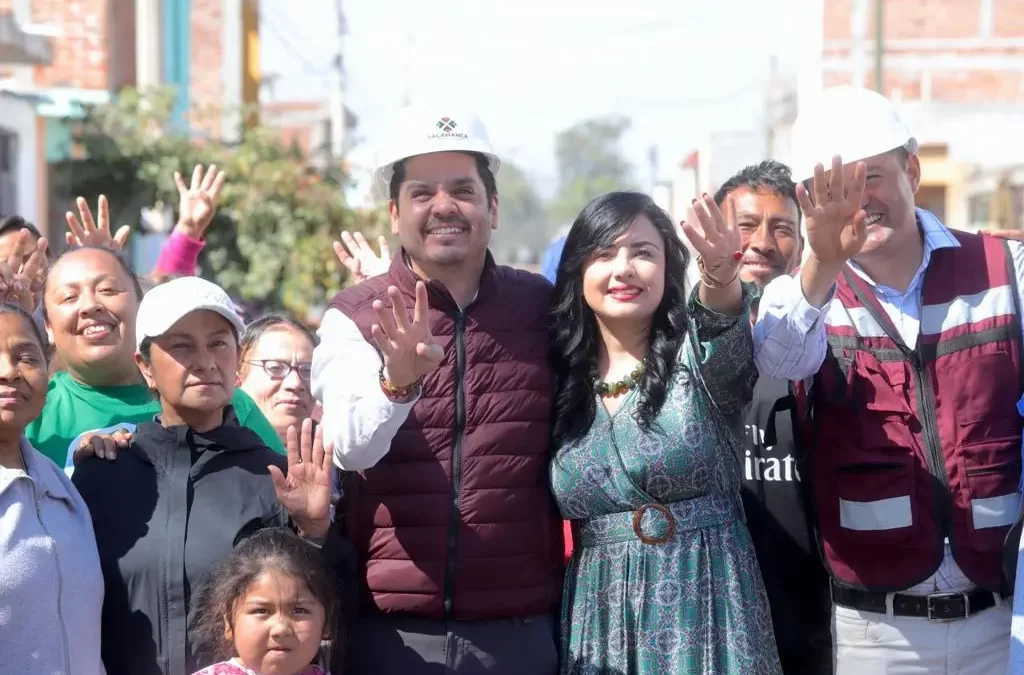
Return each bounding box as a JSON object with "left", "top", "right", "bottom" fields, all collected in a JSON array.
[
  {"left": 372, "top": 106, "right": 501, "bottom": 198},
  {"left": 136, "top": 276, "right": 246, "bottom": 350},
  {"left": 791, "top": 86, "right": 916, "bottom": 183}
]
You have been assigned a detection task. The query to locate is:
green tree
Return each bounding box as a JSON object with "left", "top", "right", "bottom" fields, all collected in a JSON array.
[
  {"left": 51, "top": 87, "right": 387, "bottom": 320},
  {"left": 548, "top": 116, "right": 634, "bottom": 224},
  {"left": 489, "top": 160, "right": 548, "bottom": 263}
]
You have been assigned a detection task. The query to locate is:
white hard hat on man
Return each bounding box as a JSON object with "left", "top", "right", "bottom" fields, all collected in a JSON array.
[
  {"left": 790, "top": 85, "right": 918, "bottom": 183},
  {"left": 373, "top": 107, "right": 501, "bottom": 198}
]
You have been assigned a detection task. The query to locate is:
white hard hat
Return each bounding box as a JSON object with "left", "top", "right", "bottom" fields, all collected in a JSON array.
[
  {"left": 791, "top": 86, "right": 915, "bottom": 183},
  {"left": 372, "top": 107, "right": 501, "bottom": 198},
  {"left": 136, "top": 276, "right": 245, "bottom": 350}
]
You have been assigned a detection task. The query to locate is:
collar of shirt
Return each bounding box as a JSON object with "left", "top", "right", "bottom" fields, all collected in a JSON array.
[
  {"left": 847, "top": 207, "right": 959, "bottom": 302},
  {"left": 0, "top": 437, "right": 77, "bottom": 507}
]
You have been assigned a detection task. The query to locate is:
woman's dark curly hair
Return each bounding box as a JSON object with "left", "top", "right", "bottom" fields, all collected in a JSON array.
[
  {"left": 550, "top": 191, "right": 691, "bottom": 448},
  {"left": 193, "top": 528, "right": 343, "bottom": 671}
]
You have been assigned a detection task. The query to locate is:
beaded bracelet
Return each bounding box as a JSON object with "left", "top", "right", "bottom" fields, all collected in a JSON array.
[
  {"left": 697, "top": 256, "right": 739, "bottom": 289},
  {"left": 378, "top": 367, "right": 423, "bottom": 402}
]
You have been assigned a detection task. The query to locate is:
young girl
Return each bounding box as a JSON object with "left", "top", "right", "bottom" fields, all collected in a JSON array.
[{"left": 192, "top": 528, "right": 340, "bottom": 675}]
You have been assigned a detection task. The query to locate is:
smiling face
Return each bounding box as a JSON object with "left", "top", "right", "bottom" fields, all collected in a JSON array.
[
  {"left": 44, "top": 248, "right": 140, "bottom": 386},
  {"left": 0, "top": 312, "right": 48, "bottom": 434},
  {"left": 729, "top": 186, "right": 802, "bottom": 286},
  {"left": 225, "top": 570, "right": 327, "bottom": 675},
  {"left": 581, "top": 215, "right": 666, "bottom": 327},
  {"left": 136, "top": 310, "right": 238, "bottom": 431},
  {"left": 389, "top": 152, "right": 497, "bottom": 272},
  {"left": 834, "top": 149, "right": 921, "bottom": 257}
]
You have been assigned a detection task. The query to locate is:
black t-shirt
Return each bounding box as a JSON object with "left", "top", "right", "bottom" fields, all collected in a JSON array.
[{"left": 740, "top": 376, "right": 833, "bottom": 675}]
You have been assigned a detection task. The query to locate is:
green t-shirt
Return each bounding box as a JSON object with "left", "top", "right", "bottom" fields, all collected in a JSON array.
[{"left": 26, "top": 371, "right": 285, "bottom": 473}]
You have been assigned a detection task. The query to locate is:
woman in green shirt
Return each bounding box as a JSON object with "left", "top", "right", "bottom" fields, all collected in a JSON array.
[{"left": 26, "top": 245, "right": 282, "bottom": 472}]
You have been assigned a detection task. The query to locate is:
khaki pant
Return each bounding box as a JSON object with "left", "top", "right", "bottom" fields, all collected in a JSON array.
[{"left": 833, "top": 600, "right": 1011, "bottom": 675}]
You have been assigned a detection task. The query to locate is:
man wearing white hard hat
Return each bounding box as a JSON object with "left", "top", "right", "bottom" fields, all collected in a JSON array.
[
  {"left": 752, "top": 86, "right": 1022, "bottom": 674},
  {"left": 312, "top": 108, "right": 561, "bottom": 674}
]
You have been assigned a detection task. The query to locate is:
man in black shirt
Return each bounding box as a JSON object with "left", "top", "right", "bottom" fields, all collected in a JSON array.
[{"left": 714, "top": 160, "right": 832, "bottom": 674}]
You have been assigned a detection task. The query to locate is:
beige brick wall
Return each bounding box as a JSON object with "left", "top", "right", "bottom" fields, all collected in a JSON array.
[{"left": 823, "top": 0, "right": 1024, "bottom": 103}]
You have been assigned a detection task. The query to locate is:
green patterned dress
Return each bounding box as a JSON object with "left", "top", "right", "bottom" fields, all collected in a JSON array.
[{"left": 551, "top": 291, "right": 782, "bottom": 675}]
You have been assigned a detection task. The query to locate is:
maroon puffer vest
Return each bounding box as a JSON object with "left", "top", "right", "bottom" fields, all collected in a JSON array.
[{"left": 328, "top": 252, "right": 563, "bottom": 620}]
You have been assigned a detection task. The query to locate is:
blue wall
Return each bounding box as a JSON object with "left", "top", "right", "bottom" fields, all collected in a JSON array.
[{"left": 162, "top": 0, "right": 191, "bottom": 129}]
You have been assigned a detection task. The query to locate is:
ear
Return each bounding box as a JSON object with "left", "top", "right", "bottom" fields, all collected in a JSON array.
[
  {"left": 135, "top": 351, "right": 157, "bottom": 389},
  {"left": 489, "top": 194, "right": 500, "bottom": 231},
  {"left": 44, "top": 320, "right": 54, "bottom": 345},
  {"left": 906, "top": 152, "right": 922, "bottom": 195},
  {"left": 223, "top": 614, "right": 234, "bottom": 644},
  {"left": 388, "top": 200, "right": 400, "bottom": 236}
]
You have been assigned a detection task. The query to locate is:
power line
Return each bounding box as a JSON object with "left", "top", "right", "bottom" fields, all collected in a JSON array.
[{"left": 261, "top": 4, "right": 333, "bottom": 76}]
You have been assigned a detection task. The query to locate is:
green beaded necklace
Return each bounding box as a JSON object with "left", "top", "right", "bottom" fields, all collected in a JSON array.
[{"left": 595, "top": 361, "right": 646, "bottom": 398}]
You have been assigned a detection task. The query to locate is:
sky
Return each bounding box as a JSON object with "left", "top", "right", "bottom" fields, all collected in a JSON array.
[{"left": 260, "top": 0, "right": 807, "bottom": 204}]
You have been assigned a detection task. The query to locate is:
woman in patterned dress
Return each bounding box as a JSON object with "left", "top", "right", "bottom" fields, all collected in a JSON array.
[{"left": 550, "top": 191, "right": 781, "bottom": 674}]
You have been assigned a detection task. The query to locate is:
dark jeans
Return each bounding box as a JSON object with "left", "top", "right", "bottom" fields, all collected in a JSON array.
[{"left": 348, "top": 613, "right": 558, "bottom": 675}]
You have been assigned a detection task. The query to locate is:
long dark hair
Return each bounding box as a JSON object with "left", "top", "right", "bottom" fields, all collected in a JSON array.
[
  {"left": 194, "top": 528, "right": 343, "bottom": 670},
  {"left": 550, "top": 191, "right": 691, "bottom": 448}
]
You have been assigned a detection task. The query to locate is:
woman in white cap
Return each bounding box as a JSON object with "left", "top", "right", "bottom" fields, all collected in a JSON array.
[
  {"left": 71, "top": 276, "right": 345, "bottom": 675},
  {"left": 26, "top": 243, "right": 283, "bottom": 473}
]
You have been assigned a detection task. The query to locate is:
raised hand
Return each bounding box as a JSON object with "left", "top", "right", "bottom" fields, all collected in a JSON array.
[
  {"left": 269, "top": 419, "right": 332, "bottom": 541},
  {"left": 173, "top": 164, "right": 227, "bottom": 240},
  {"left": 681, "top": 193, "right": 743, "bottom": 285},
  {"left": 796, "top": 155, "right": 869, "bottom": 265},
  {"left": 333, "top": 231, "right": 390, "bottom": 283},
  {"left": 0, "top": 230, "right": 48, "bottom": 312},
  {"left": 371, "top": 281, "right": 444, "bottom": 389},
  {"left": 65, "top": 195, "right": 131, "bottom": 250}
]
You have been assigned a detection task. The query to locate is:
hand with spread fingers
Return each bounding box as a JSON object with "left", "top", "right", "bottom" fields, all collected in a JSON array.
[
  {"left": 65, "top": 195, "right": 131, "bottom": 250},
  {"left": 371, "top": 281, "right": 444, "bottom": 390},
  {"left": 269, "top": 419, "right": 333, "bottom": 541},
  {"left": 681, "top": 192, "right": 744, "bottom": 289},
  {"left": 173, "top": 164, "right": 227, "bottom": 240},
  {"left": 334, "top": 230, "right": 390, "bottom": 283},
  {"left": 795, "top": 155, "right": 869, "bottom": 266},
  {"left": 0, "top": 230, "right": 48, "bottom": 312}
]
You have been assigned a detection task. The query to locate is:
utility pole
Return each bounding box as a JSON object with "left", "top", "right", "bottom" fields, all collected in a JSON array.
[
  {"left": 873, "top": 0, "right": 884, "bottom": 93},
  {"left": 330, "top": 0, "right": 347, "bottom": 159}
]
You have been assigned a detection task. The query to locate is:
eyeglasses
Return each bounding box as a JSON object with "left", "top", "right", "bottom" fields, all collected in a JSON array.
[{"left": 246, "top": 360, "right": 313, "bottom": 382}]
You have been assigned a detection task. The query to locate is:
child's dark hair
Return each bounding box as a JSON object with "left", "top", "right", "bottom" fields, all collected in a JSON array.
[
  {"left": 194, "top": 528, "right": 342, "bottom": 669},
  {"left": 0, "top": 302, "right": 50, "bottom": 364}
]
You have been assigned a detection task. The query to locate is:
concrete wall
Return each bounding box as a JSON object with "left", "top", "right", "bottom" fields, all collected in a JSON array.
[{"left": 0, "top": 93, "right": 41, "bottom": 224}]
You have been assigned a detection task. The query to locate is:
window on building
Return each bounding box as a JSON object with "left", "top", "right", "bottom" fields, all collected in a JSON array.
[
  {"left": 0, "top": 129, "right": 17, "bottom": 217},
  {"left": 968, "top": 193, "right": 992, "bottom": 228}
]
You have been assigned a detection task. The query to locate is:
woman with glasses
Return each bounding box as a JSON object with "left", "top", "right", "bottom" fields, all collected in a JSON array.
[{"left": 238, "top": 315, "right": 319, "bottom": 443}]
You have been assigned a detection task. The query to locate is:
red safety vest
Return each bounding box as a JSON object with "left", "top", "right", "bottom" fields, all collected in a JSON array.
[{"left": 798, "top": 231, "right": 1023, "bottom": 592}]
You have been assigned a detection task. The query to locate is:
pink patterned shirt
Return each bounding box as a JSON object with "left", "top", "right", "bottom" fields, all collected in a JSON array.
[{"left": 191, "top": 660, "right": 329, "bottom": 675}]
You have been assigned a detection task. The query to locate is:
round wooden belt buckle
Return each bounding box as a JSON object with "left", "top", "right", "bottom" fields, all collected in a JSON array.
[{"left": 632, "top": 503, "right": 676, "bottom": 545}]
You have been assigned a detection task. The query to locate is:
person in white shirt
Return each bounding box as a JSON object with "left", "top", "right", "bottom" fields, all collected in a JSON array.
[{"left": 753, "top": 86, "right": 1021, "bottom": 675}]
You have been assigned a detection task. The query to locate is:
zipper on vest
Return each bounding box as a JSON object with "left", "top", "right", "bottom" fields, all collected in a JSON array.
[
  {"left": 443, "top": 310, "right": 467, "bottom": 617},
  {"left": 909, "top": 352, "right": 952, "bottom": 540}
]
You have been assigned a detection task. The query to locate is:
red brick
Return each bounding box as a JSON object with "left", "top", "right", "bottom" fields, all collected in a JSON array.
[
  {"left": 993, "top": 0, "right": 1024, "bottom": 37},
  {"left": 879, "top": 0, "right": 981, "bottom": 39},
  {"left": 824, "top": 0, "right": 853, "bottom": 40},
  {"left": 189, "top": 0, "right": 225, "bottom": 136},
  {"left": 930, "top": 70, "right": 1024, "bottom": 102},
  {"left": 32, "top": 0, "right": 111, "bottom": 90}
]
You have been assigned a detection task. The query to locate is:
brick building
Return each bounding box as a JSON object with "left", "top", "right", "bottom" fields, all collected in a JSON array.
[
  {"left": 771, "top": 0, "right": 1024, "bottom": 231},
  {"left": 822, "top": 0, "right": 1024, "bottom": 103}
]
